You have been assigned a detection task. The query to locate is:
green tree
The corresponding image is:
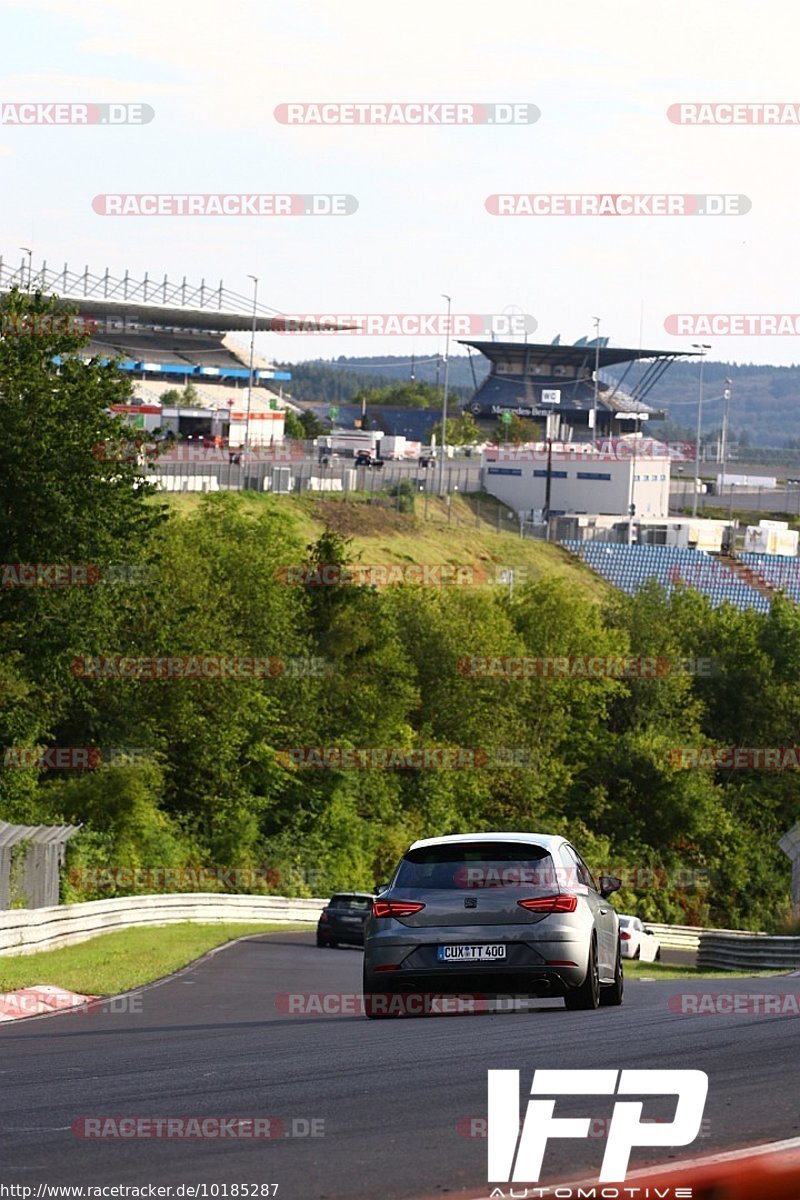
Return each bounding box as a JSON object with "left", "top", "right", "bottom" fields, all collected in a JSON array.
[
  {"left": 430, "top": 413, "right": 482, "bottom": 445},
  {"left": 493, "top": 414, "right": 543, "bottom": 443},
  {"left": 282, "top": 409, "right": 305, "bottom": 439},
  {"left": 351, "top": 382, "right": 442, "bottom": 410}
]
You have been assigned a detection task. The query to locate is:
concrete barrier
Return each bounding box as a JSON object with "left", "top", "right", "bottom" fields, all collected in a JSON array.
[
  {"left": 646, "top": 923, "right": 704, "bottom": 951},
  {"left": 3, "top": 897, "right": 796, "bottom": 972},
  {"left": 146, "top": 475, "right": 220, "bottom": 493},
  {"left": 0, "top": 893, "right": 325, "bottom": 957}
]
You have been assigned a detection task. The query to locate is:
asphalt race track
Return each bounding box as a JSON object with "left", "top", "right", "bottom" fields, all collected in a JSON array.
[{"left": 1, "top": 931, "right": 799, "bottom": 1199}]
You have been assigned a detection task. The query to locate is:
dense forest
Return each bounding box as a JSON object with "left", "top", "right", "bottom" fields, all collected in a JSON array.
[{"left": 1, "top": 292, "right": 798, "bottom": 933}]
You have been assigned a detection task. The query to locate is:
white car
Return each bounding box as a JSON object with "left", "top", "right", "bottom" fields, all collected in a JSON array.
[{"left": 618, "top": 915, "right": 661, "bottom": 961}]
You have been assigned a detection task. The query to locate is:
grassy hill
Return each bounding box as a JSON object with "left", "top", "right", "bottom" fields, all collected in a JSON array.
[{"left": 161, "top": 490, "right": 610, "bottom": 602}]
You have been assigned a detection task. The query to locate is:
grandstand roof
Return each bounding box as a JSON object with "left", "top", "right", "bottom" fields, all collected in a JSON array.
[
  {"left": 0, "top": 257, "right": 349, "bottom": 334},
  {"left": 459, "top": 340, "right": 699, "bottom": 369}
]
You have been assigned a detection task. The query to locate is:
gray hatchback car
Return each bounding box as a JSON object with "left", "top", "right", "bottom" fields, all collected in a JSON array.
[{"left": 362, "top": 833, "right": 622, "bottom": 1017}]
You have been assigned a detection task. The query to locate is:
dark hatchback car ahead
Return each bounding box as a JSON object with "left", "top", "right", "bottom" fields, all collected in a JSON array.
[{"left": 317, "top": 892, "right": 376, "bottom": 948}]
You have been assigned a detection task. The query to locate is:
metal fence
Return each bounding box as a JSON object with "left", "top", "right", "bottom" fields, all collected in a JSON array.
[
  {"left": 147, "top": 458, "right": 485, "bottom": 496},
  {"left": 0, "top": 822, "right": 81, "bottom": 910}
]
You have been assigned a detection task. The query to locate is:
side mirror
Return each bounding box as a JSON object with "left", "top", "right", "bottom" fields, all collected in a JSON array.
[
  {"left": 643, "top": 926, "right": 655, "bottom": 936},
  {"left": 599, "top": 874, "right": 622, "bottom": 899},
  {"left": 375, "top": 882, "right": 390, "bottom": 894}
]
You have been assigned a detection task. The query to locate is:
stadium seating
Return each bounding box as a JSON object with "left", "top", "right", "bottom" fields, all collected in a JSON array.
[
  {"left": 560, "top": 541, "right": 772, "bottom": 612},
  {"left": 739, "top": 552, "right": 800, "bottom": 604}
]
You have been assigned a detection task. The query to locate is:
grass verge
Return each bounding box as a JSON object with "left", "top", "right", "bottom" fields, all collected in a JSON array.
[
  {"left": 624, "top": 959, "right": 783, "bottom": 980},
  {"left": 0, "top": 922, "right": 309, "bottom": 996}
]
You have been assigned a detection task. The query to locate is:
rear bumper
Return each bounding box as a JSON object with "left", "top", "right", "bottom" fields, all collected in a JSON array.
[
  {"left": 363, "top": 911, "right": 597, "bottom": 994},
  {"left": 318, "top": 921, "right": 366, "bottom": 945},
  {"left": 365, "top": 965, "right": 578, "bottom": 997}
]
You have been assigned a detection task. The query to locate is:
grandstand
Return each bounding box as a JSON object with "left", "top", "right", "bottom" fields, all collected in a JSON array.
[
  {"left": 460, "top": 338, "right": 698, "bottom": 438},
  {"left": 0, "top": 255, "right": 346, "bottom": 446},
  {"left": 561, "top": 541, "right": 772, "bottom": 613},
  {"left": 739, "top": 553, "right": 800, "bottom": 604}
]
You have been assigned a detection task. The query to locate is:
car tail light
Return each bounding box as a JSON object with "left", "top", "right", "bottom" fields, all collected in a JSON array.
[
  {"left": 619, "top": 931, "right": 631, "bottom": 940},
  {"left": 517, "top": 894, "right": 578, "bottom": 913},
  {"left": 372, "top": 899, "right": 426, "bottom": 918},
  {"left": 319, "top": 911, "right": 329, "bottom": 923}
]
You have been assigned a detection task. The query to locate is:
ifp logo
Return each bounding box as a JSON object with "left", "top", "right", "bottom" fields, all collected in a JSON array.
[{"left": 488, "top": 1069, "right": 708, "bottom": 1183}]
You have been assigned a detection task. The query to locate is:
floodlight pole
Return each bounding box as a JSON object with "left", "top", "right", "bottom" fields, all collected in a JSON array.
[
  {"left": 20, "top": 247, "right": 32, "bottom": 290},
  {"left": 243, "top": 275, "right": 258, "bottom": 458},
  {"left": 438, "top": 293, "right": 452, "bottom": 496},
  {"left": 691, "top": 343, "right": 711, "bottom": 518},
  {"left": 721, "top": 377, "right": 733, "bottom": 526},
  {"left": 592, "top": 316, "right": 601, "bottom": 443}
]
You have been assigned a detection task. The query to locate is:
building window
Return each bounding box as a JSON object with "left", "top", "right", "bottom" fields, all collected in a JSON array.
[
  {"left": 576, "top": 471, "right": 611, "bottom": 481},
  {"left": 487, "top": 467, "right": 522, "bottom": 476},
  {"left": 533, "top": 470, "right": 568, "bottom": 478}
]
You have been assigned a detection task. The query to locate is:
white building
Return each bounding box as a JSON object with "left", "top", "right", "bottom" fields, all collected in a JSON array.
[{"left": 482, "top": 439, "right": 672, "bottom": 520}]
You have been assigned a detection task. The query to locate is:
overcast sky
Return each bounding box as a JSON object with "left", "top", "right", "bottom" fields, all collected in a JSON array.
[{"left": 2, "top": 0, "right": 799, "bottom": 368}]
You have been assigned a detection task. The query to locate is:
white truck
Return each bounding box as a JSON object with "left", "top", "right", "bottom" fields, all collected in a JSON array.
[
  {"left": 377, "top": 435, "right": 421, "bottom": 460},
  {"left": 316, "top": 429, "right": 385, "bottom": 460}
]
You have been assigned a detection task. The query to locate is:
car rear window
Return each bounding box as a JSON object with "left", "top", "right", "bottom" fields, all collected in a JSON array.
[
  {"left": 329, "top": 895, "right": 372, "bottom": 910},
  {"left": 618, "top": 917, "right": 631, "bottom": 928},
  {"left": 393, "top": 842, "right": 556, "bottom": 890}
]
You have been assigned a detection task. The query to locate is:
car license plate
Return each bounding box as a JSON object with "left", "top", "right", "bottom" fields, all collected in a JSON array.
[
  {"left": 436, "top": 944, "right": 506, "bottom": 962},
  {"left": 339, "top": 915, "right": 361, "bottom": 922}
]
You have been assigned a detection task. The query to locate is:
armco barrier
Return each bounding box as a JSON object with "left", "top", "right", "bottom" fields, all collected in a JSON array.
[
  {"left": 698, "top": 931, "right": 800, "bottom": 972},
  {"left": 0, "top": 893, "right": 325, "bottom": 957}
]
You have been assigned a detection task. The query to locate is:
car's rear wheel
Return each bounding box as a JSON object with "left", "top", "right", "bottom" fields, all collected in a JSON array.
[
  {"left": 633, "top": 945, "right": 640, "bottom": 960},
  {"left": 600, "top": 944, "right": 624, "bottom": 1007},
  {"left": 655, "top": 946, "right": 662, "bottom": 962},
  {"left": 564, "top": 939, "right": 600, "bottom": 1010}
]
